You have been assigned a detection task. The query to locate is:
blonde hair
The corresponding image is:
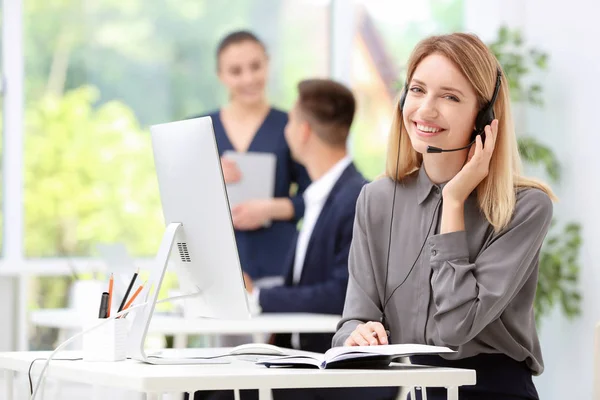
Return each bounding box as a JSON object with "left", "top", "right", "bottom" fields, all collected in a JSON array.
[{"left": 386, "top": 33, "right": 556, "bottom": 232}]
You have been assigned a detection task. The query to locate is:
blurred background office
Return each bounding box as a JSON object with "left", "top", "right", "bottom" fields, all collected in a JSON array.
[{"left": 0, "top": 0, "right": 598, "bottom": 399}]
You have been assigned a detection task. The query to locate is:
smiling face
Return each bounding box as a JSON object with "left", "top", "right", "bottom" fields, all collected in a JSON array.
[
  {"left": 402, "top": 53, "right": 479, "bottom": 154},
  {"left": 217, "top": 40, "right": 268, "bottom": 106}
]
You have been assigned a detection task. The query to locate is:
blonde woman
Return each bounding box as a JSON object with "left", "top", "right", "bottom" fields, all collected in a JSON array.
[{"left": 332, "top": 33, "right": 554, "bottom": 400}]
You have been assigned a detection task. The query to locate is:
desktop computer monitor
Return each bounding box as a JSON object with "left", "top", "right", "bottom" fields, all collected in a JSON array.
[{"left": 128, "top": 116, "right": 250, "bottom": 364}]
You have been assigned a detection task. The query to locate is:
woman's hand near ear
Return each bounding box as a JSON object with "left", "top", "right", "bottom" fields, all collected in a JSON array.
[
  {"left": 442, "top": 119, "right": 498, "bottom": 205},
  {"left": 441, "top": 119, "right": 497, "bottom": 234}
]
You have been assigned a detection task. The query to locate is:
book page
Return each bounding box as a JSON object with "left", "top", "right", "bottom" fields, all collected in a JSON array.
[{"left": 325, "top": 344, "right": 454, "bottom": 363}]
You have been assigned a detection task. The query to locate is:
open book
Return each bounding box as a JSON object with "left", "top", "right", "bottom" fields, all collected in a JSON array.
[{"left": 257, "top": 344, "right": 454, "bottom": 369}]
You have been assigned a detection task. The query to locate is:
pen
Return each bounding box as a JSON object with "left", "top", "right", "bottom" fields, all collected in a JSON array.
[
  {"left": 118, "top": 268, "right": 139, "bottom": 313},
  {"left": 98, "top": 292, "right": 109, "bottom": 318},
  {"left": 107, "top": 273, "right": 114, "bottom": 318},
  {"left": 121, "top": 282, "right": 146, "bottom": 315}
]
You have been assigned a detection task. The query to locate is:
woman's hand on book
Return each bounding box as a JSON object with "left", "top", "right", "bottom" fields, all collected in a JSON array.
[{"left": 344, "top": 321, "right": 388, "bottom": 346}]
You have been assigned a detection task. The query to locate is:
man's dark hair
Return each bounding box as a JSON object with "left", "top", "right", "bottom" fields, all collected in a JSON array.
[{"left": 297, "top": 79, "right": 356, "bottom": 148}]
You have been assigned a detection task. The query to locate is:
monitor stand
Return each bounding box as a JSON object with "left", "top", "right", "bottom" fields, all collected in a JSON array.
[{"left": 126, "top": 222, "right": 230, "bottom": 365}]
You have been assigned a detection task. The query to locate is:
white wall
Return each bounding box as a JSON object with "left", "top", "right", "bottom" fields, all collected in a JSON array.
[{"left": 466, "top": 0, "right": 600, "bottom": 398}]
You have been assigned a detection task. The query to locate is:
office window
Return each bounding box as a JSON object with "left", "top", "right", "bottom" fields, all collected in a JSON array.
[
  {"left": 24, "top": 0, "right": 330, "bottom": 349},
  {"left": 350, "top": 0, "right": 464, "bottom": 179},
  {"left": 24, "top": 0, "right": 330, "bottom": 259}
]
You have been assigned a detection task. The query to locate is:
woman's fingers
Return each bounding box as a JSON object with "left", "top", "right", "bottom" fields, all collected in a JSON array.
[
  {"left": 349, "top": 331, "right": 369, "bottom": 346},
  {"left": 357, "top": 324, "right": 379, "bottom": 345},
  {"left": 484, "top": 119, "right": 498, "bottom": 156},
  {"left": 346, "top": 322, "right": 389, "bottom": 346},
  {"left": 367, "top": 321, "right": 388, "bottom": 345}
]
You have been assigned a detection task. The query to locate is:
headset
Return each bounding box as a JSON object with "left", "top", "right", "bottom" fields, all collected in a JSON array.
[
  {"left": 398, "top": 67, "right": 502, "bottom": 153},
  {"left": 379, "top": 68, "right": 503, "bottom": 340}
]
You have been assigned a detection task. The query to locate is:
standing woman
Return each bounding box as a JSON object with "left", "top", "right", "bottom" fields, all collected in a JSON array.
[
  {"left": 204, "top": 31, "right": 311, "bottom": 283},
  {"left": 333, "top": 33, "right": 555, "bottom": 400}
]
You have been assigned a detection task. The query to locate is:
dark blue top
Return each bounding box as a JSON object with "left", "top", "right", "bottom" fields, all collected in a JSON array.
[{"left": 207, "top": 108, "right": 311, "bottom": 279}]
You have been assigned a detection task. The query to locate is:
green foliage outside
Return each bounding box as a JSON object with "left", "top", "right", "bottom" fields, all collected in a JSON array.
[
  {"left": 25, "top": 86, "right": 162, "bottom": 257},
  {"left": 25, "top": 86, "right": 165, "bottom": 349},
  {"left": 18, "top": 0, "right": 328, "bottom": 349}
]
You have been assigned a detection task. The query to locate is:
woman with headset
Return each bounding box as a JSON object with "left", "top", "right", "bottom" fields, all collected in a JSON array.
[{"left": 332, "top": 33, "right": 554, "bottom": 400}]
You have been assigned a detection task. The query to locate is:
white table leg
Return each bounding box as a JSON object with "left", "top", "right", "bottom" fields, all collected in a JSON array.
[
  {"left": 205, "top": 335, "right": 216, "bottom": 347},
  {"left": 447, "top": 386, "right": 458, "bottom": 400},
  {"left": 57, "top": 329, "right": 68, "bottom": 347},
  {"left": 258, "top": 388, "right": 273, "bottom": 400},
  {"left": 146, "top": 393, "right": 161, "bottom": 400},
  {"left": 252, "top": 333, "right": 263, "bottom": 343},
  {"left": 213, "top": 335, "right": 222, "bottom": 347},
  {"left": 234, "top": 389, "right": 240, "bottom": 400},
  {"left": 4, "top": 370, "right": 14, "bottom": 400},
  {"left": 410, "top": 387, "right": 417, "bottom": 400},
  {"left": 174, "top": 334, "right": 187, "bottom": 349}
]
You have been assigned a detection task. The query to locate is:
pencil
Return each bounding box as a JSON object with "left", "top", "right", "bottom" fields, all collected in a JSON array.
[
  {"left": 118, "top": 268, "right": 139, "bottom": 313},
  {"left": 107, "top": 273, "right": 114, "bottom": 318},
  {"left": 121, "top": 282, "right": 145, "bottom": 312}
]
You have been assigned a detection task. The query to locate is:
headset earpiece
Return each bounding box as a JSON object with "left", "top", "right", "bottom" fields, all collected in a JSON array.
[
  {"left": 471, "top": 106, "right": 495, "bottom": 144},
  {"left": 471, "top": 68, "right": 503, "bottom": 144},
  {"left": 399, "top": 83, "right": 408, "bottom": 111}
]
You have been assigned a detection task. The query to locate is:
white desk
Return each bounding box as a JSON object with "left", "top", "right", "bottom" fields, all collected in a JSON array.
[
  {"left": 0, "top": 351, "right": 476, "bottom": 400},
  {"left": 30, "top": 309, "right": 341, "bottom": 348}
]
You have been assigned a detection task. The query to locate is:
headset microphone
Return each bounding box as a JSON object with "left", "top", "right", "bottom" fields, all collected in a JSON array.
[{"left": 426, "top": 141, "right": 474, "bottom": 154}]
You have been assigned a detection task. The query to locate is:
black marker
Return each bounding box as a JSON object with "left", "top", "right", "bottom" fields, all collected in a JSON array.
[{"left": 98, "top": 292, "right": 109, "bottom": 318}]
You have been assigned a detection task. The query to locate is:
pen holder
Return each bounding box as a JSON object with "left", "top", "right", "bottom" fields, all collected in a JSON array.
[{"left": 82, "top": 318, "right": 128, "bottom": 362}]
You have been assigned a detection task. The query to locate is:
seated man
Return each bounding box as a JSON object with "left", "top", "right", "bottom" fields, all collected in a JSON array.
[
  {"left": 192, "top": 79, "right": 398, "bottom": 400},
  {"left": 246, "top": 78, "right": 366, "bottom": 355}
]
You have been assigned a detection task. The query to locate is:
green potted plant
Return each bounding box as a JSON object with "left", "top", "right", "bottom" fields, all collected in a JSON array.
[{"left": 488, "top": 26, "right": 582, "bottom": 324}]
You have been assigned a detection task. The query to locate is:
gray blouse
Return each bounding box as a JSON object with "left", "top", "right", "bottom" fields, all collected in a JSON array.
[{"left": 332, "top": 167, "right": 553, "bottom": 375}]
